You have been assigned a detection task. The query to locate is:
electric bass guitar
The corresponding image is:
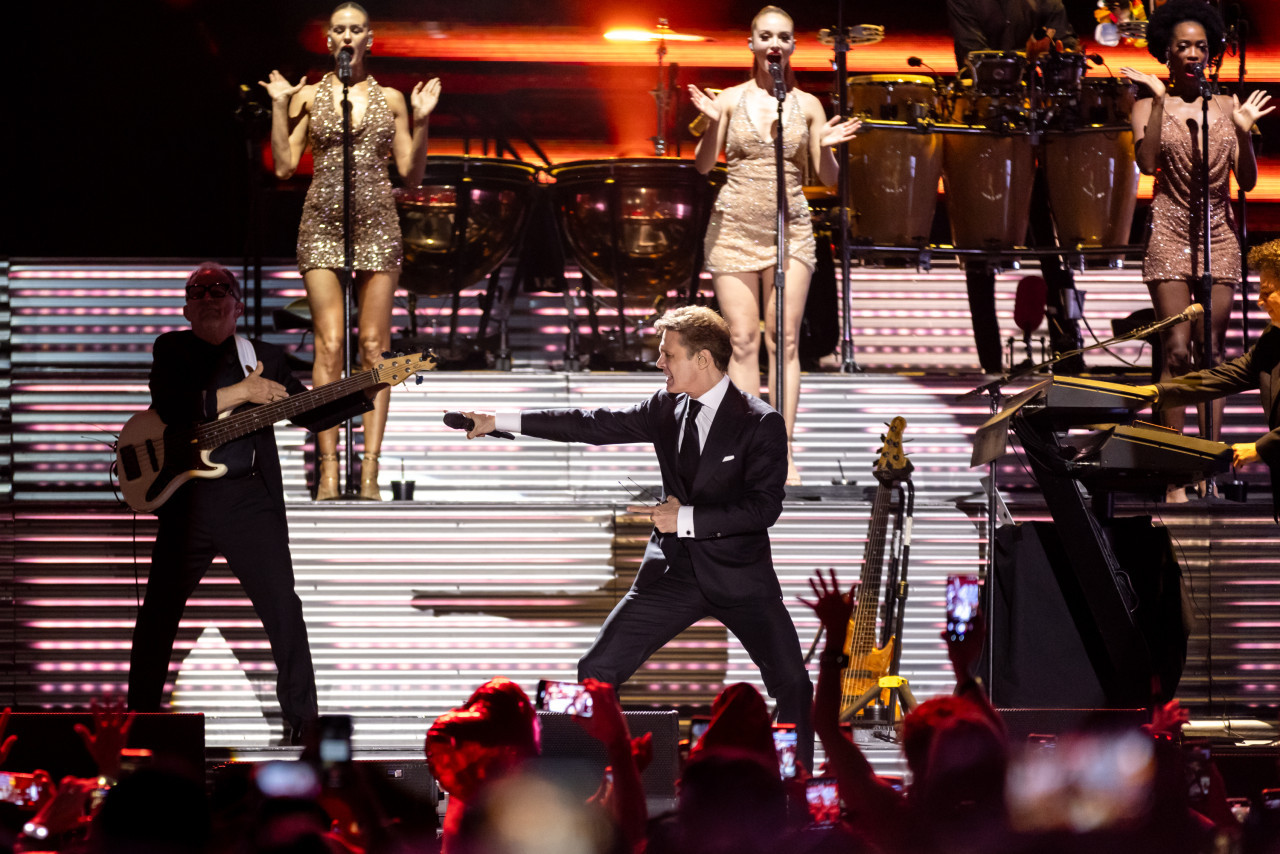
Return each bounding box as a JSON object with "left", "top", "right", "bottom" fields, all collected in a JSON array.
[
  {"left": 840, "top": 415, "right": 913, "bottom": 721},
  {"left": 116, "top": 351, "right": 436, "bottom": 512}
]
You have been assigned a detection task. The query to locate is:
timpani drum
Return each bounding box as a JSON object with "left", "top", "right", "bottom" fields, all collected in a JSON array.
[
  {"left": 395, "top": 157, "right": 539, "bottom": 297},
  {"left": 845, "top": 74, "right": 942, "bottom": 246},
  {"left": 548, "top": 158, "right": 725, "bottom": 296}
]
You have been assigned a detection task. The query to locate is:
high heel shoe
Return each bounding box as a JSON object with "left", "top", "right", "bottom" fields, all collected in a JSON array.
[
  {"left": 359, "top": 453, "right": 382, "bottom": 501},
  {"left": 316, "top": 453, "right": 340, "bottom": 501}
]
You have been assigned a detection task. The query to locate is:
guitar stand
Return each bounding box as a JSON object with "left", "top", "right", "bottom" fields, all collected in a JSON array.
[{"left": 839, "top": 675, "right": 917, "bottom": 724}]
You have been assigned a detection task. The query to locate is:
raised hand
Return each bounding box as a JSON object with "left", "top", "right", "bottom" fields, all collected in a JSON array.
[
  {"left": 798, "top": 568, "right": 855, "bottom": 631},
  {"left": 819, "top": 115, "right": 861, "bottom": 148},
  {"left": 1232, "top": 90, "right": 1276, "bottom": 133},
  {"left": 1148, "top": 698, "right": 1190, "bottom": 737},
  {"left": 687, "top": 84, "right": 722, "bottom": 123},
  {"left": 73, "top": 697, "right": 135, "bottom": 781},
  {"left": 411, "top": 78, "right": 442, "bottom": 122},
  {"left": 258, "top": 70, "right": 307, "bottom": 105},
  {"left": 0, "top": 708, "right": 15, "bottom": 766},
  {"left": 1120, "top": 66, "right": 1166, "bottom": 99},
  {"left": 574, "top": 679, "right": 630, "bottom": 748}
]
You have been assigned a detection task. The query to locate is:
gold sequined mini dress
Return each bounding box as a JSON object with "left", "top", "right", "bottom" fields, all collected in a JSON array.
[
  {"left": 704, "top": 88, "right": 816, "bottom": 274},
  {"left": 1143, "top": 108, "right": 1240, "bottom": 286},
  {"left": 297, "top": 73, "right": 403, "bottom": 274}
]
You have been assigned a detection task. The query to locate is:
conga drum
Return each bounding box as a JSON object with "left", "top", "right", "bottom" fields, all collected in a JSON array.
[
  {"left": 845, "top": 74, "right": 942, "bottom": 247},
  {"left": 395, "top": 157, "right": 539, "bottom": 297}
]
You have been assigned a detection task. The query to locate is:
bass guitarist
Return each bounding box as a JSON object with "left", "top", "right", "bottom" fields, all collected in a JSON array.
[{"left": 126, "top": 263, "right": 375, "bottom": 745}]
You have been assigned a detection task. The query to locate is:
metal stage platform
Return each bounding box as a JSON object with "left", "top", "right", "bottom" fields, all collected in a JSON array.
[{"left": 4, "top": 260, "right": 1280, "bottom": 779}]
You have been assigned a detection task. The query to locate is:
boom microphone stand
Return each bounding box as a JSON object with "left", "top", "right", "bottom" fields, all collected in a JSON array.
[
  {"left": 769, "top": 59, "right": 788, "bottom": 421},
  {"left": 338, "top": 48, "right": 359, "bottom": 497}
]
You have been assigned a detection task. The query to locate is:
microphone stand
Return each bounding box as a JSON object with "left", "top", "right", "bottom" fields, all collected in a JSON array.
[
  {"left": 339, "top": 59, "right": 358, "bottom": 497},
  {"left": 771, "top": 66, "right": 788, "bottom": 422},
  {"left": 830, "top": 8, "right": 859, "bottom": 372},
  {"left": 1197, "top": 68, "right": 1217, "bottom": 495},
  {"left": 1232, "top": 11, "right": 1253, "bottom": 347}
]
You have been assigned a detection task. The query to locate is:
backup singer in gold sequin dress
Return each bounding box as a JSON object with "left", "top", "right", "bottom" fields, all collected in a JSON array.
[
  {"left": 689, "top": 5, "right": 860, "bottom": 485},
  {"left": 1122, "top": 0, "right": 1271, "bottom": 466},
  {"left": 261, "top": 2, "right": 441, "bottom": 500}
]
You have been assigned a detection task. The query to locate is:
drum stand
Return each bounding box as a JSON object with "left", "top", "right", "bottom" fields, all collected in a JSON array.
[{"left": 825, "top": 14, "right": 860, "bottom": 373}]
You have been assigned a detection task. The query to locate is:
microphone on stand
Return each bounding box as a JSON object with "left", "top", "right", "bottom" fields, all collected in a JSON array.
[
  {"left": 442, "top": 411, "right": 515, "bottom": 440},
  {"left": 767, "top": 59, "right": 786, "bottom": 102},
  {"left": 1121, "top": 303, "right": 1204, "bottom": 341},
  {"left": 337, "top": 46, "right": 354, "bottom": 85}
]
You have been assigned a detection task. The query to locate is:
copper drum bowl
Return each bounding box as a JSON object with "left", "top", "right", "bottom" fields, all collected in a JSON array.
[
  {"left": 1038, "top": 51, "right": 1087, "bottom": 97},
  {"left": 966, "top": 50, "right": 1028, "bottom": 98},
  {"left": 394, "top": 157, "right": 539, "bottom": 297},
  {"left": 548, "top": 158, "right": 726, "bottom": 297},
  {"left": 845, "top": 74, "right": 942, "bottom": 247}
]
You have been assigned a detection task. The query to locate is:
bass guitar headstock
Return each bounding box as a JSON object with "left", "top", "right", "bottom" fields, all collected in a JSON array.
[
  {"left": 372, "top": 351, "right": 439, "bottom": 387},
  {"left": 872, "top": 416, "right": 913, "bottom": 486}
]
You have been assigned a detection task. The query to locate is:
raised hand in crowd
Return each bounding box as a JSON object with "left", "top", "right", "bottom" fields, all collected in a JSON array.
[
  {"left": 73, "top": 697, "right": 135, "bottom": 782},
  {"left": 574, "top": 678, "right": 647, "bottom": 850},
  {"left": 0, "top": 707, "right": 17, "bottom": 766}
]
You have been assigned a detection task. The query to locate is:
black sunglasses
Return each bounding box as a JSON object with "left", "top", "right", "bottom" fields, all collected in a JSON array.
[{"left": 186, "top": 283, "right": 235, "bottom": 300}]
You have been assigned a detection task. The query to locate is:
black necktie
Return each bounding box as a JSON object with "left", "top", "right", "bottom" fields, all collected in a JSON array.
[{"left": 679, "top": 398, "right": 703, "bottom": 494}]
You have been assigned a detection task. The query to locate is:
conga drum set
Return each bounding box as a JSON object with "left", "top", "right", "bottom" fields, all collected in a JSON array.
[{"left": 844, "top": 49, "right": 1139, "bottom": 267}]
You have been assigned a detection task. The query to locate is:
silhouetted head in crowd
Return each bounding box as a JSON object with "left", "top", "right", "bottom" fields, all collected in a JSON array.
[
  {"left": 426, "top": 676, "right": 541, "bottom": 802},
  {"left": 689, "top": 682, "right": 775, "bottom": 769},
  {"left": 900, "top": 694, "right": 1005, "bottom": 785},
  {"left": 676, "top": 749, "right": 787, "bottom": 854},
  {"left": 93, "top": 766, "right": 211, "bottom": 854},
  {"left": 454, "top": 771, "right": 625, "bottom": 854}
]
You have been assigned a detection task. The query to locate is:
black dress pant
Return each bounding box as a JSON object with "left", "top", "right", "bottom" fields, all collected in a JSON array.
[
  {"left": 127, "top": 474, "right": 318, "bottom": 729},
  {"left": 578, "top": 562, "right": 814, "bottom": 771}
]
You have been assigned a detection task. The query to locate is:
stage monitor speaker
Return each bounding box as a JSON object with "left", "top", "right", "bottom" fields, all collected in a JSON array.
[
  {"left": 982, "top": 520, "right": 1185, "bottom": 708},
  {"left": 2, "top": 712, "right": 205, "bottom": 779},
  {"left": 996, "top": 708, "right": 1147, "bottom": 744},
  {"left": 534, "top": 709, "right": 678, "bottom": 801}
]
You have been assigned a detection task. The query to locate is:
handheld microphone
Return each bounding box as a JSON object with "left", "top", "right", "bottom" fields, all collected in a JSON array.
[
  {"left": 442, "top": 411, "right": 515, "bottom": 440},
  {"left": 767, "top": 59, "right": 786, "bottom": 102},
  {"left": 1122, "top": 303, "right": 1204, "bottom": 341},
  {"left": 337, "top": 46, "right": 354, "bottom": 85}
]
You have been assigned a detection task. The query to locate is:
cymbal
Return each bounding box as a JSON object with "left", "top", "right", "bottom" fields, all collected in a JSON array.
[
  {"left": 817, "top": 24, "right": 885, "bottom": 47},
  {"left": 604, "top": 24, "right": 715, "bottom": 43}
]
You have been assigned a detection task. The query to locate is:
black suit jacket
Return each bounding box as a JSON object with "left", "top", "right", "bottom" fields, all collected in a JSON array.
[
  {"left": 150, "top": 330, "right": 372, "bottom": 516},
  {"left": 521, "top": 381, "right": 789, "bottom": 605},
  {"left": 1157, "top": 324, "right": 1280, "bottom": 515}
]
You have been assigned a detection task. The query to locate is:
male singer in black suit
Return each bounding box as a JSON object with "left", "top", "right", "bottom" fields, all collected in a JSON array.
[
  {"left": 463, "top": 306, "right": 814, "bottom": 768},
  {"left": 1137, "top": 241, "right": 1280, "bottom": 515},
  {"left": 128, "top": 263, "right": 373, "bottom": 745}
]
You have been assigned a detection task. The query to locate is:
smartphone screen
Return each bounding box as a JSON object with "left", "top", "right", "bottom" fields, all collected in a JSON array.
[
  {"left": 772, "top": 724, "right": 798, "bottom": 779},
  {"left": 536, "top": 679, "right": 594, "bottom": 717},
  {"left": 689, "top": 716, "right": 711, "bottom": 743},
  {"left": 319, "top": 714, "right": 353, "bottom": 766},
  {"left": 946, "top": 575, "right": 981, "bottom": 641},
  {"left": 256, "top": 760, "right": 321, "bottom": 800},
  {"left": 805, "top": 777, "right": 842, "bottom": 828},
  {"left": 0, "top": 772, "right": 41, "bottom": 808}
]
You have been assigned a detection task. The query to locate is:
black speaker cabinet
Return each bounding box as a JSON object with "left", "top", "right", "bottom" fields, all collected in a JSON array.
[
  {"left": 996, "top": 708, "right": 1147, "bottom": 743},
  {"left": 2, "top": 712, "right": 205, "bottom": 779},
  {"left": 534, "top": 709, "right": 679, "bottom": 800}
]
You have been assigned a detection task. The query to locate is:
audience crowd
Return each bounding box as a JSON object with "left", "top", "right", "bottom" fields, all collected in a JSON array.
[{"left": 2, "top": 569, "right": 1278, "bottom": 854}]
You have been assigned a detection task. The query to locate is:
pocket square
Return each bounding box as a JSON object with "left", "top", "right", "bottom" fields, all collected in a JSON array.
[{"left": 721, "top": 454, "right": 735, "bottom": 462}]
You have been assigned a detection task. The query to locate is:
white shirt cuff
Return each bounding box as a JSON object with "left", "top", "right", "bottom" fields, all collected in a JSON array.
[
  {"left": 496, "top": 411, "right": 522, "bottom": 433},
  {"left": 677, "top": 505, "right": 695, "bottom": 538}
]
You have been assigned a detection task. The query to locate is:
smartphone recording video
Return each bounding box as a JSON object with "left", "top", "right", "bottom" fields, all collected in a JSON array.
[
  {"left": 945, "top": 575, "right": 981, "bottom": 642},
  {"left": 805, "top": 777, "right": 842, "bottom": 828},
  {"left": 0, "top": 772, "right": 41, "bottom": 808},
  {"left": 689, "top": 716, "right": 711, "bottom": 743},
  {"left": 256, "top": 760, "right": 321, "bottom": 800},
  {"left": 772, "top": 724, "right": 798, "bottom": 780},
  {"left": 536, "top": 679, "right": 594, "bottom": 717},
  {"left": 318, "top": 714, "right": 353, "bottom": 767}
]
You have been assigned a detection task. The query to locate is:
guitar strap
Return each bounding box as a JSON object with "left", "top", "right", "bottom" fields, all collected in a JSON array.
[{"left": 234, "top": 335, "right": 256, "bottom": 378}]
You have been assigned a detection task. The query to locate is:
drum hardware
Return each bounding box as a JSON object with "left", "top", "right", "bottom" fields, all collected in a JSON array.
[
  {"left": 817, "top": 24, "right": 884, "bottom": 47},
  {"left": 604, "top": 21, "right": 714, "bottom": 156},
  {"left": 549, "top": 158, "right": 724, "bottom": 368}
]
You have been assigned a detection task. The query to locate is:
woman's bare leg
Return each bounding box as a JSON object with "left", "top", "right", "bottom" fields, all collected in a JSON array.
[
  {"left": 714, "top": 271, "right": 765, "bottom": 398},
  {"left": 762, "top": 259, "right": 812, "bottom": 484},
  {"left": 304, "top": 269, "right": 346, "bottom": 498}
]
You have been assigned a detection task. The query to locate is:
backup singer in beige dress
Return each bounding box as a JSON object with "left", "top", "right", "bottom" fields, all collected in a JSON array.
[
  {"left": 690, "top": 5, "right": 859, "bottom": 485},
  {"left": 1121, "top": 0, "right": 1271, "bottom": 475},
  {"left": 260, "top": 1, "right": 441, "bottom": 500}
]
